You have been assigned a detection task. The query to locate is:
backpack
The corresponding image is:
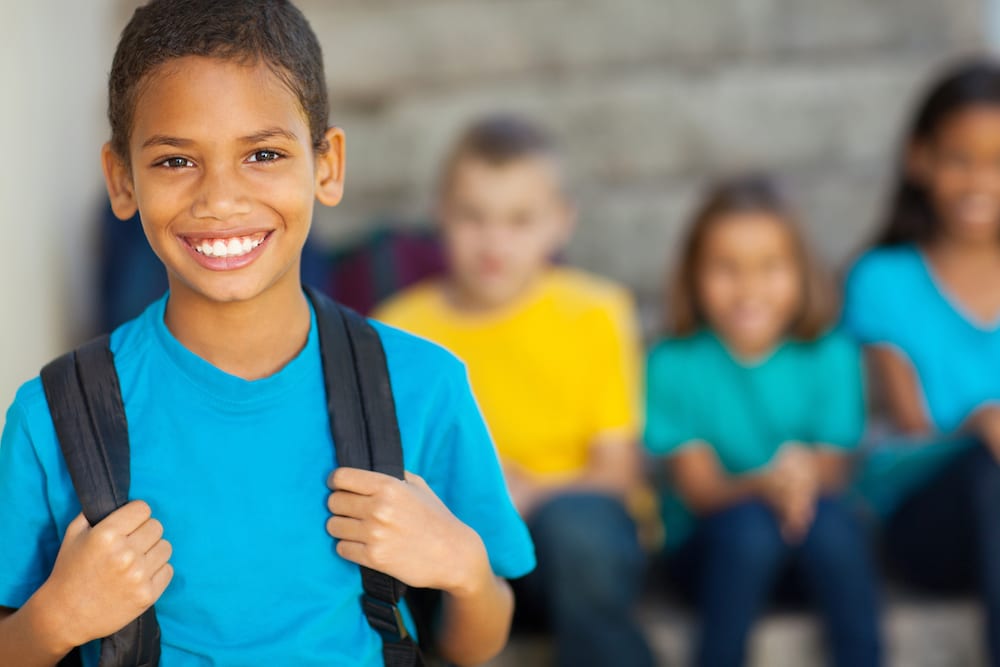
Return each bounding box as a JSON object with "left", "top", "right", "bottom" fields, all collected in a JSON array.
[{"left": 40, "top": 286, "right": 439, "bottom": 667}]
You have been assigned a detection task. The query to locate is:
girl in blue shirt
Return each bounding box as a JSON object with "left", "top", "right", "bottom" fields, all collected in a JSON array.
[
  {"left": 843, "top": 59, "right": 1000, "bottom": 666},
  {"left": 646, "top": 176, "right": 881, "bottom": 667}
]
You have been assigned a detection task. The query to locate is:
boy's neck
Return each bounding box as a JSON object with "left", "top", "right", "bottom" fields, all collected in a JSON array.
[
  {"left": 443, "top": 270, "right": 548, "bottom": 316},
  {"left": 163, "top": 274, "right": 311, "bottom": 381}
]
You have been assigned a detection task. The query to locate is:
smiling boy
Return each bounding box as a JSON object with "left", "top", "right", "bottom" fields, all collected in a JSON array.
[{"left": 0, "top": 2, "right": 533, "bottom": 666}]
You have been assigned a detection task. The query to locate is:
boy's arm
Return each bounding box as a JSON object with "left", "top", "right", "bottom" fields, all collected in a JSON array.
[
  {"left": 0, "top": 502, "right": 173, "bottom": 666},
  {"left": 326, "top": 468, "right": 514, "bottom": 665},
  {"left": 505, "top": 433, "right": 640, "bottom": 517},
  {"left": 0, "top": 601, "right": 72, "bottom": 667}
]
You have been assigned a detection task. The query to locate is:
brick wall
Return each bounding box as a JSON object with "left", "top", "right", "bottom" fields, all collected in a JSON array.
[{"left": 295, "top": 0, "right": 985, "bottom": 319}]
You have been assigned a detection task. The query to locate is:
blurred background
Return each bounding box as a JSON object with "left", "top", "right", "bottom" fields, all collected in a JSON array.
[{"left": 0, "top": 0, "right": 990, "bottom": 408}]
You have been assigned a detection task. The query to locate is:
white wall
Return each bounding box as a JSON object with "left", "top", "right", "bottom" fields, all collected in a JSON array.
[{"left": 0, "top": 2, "right": 122, "bottom": 411}]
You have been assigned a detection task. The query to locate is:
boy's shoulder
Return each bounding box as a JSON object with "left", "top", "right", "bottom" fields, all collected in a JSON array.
[
  {"left": 371, "top": 317, "right": 464, "bottom": 370},
  {"left": 371, "top": 279, "right": 443, "bottom": 328},
  {"left": 546, "top": 266, "right": 632, "bottom": 310}
]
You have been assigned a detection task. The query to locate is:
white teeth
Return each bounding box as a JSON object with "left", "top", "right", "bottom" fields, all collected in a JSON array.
[{"left": 192, "top": 234, "right": 266, "bottom": 258}]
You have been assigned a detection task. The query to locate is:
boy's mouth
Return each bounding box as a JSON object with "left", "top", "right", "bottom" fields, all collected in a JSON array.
[{"left": 183, "top": 231, "right": 271, "bottom": 259}]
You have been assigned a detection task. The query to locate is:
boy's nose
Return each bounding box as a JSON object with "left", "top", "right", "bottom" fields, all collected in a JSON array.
[{"left": 190, "top": 166, "right": 253, "bottom": 221}]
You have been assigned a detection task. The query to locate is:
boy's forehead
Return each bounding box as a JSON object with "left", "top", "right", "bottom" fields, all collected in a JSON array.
[
  {"left": 449, "top": 154, "right": 566, "bottom": 198},
  {"left": 130, "top": 56, "right": 310, "bottom": 148}
]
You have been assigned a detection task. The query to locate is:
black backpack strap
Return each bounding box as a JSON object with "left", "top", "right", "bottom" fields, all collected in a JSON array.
[
  {"left": 307, "top": 287, "right": 425, "bottom": 667},
  {"left": 40, "top": 337, "right": 161, "bottom": 667}
]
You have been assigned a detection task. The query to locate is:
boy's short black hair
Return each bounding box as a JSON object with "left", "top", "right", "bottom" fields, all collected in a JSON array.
[
  {"left": 109, "top": 0, "right": 329, "bottom": 162},
  {"left": 439, "top": 113, "right": 561, "bottom": 193}
]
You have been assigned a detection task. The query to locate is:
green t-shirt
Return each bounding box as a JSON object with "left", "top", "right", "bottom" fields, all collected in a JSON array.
[{"left": 644, "top": 329, "right": 865, "bottom": 550}]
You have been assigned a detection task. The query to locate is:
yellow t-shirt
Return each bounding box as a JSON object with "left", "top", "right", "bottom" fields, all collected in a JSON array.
[{"left": 373, "top": 268, "right": 641, "bottom": 479}]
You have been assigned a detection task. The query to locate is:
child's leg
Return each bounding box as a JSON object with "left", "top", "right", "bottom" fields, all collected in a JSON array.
[
  {"left": 693, "top": 500, "right": 788, "bottom": 667},
  {"left": 885, "top": 443, "right": 1000, "bottom": 666},
  {"left": 525, "top": 492, "right": 653, "bottom": 667},
  {"left": 795, "top": 497, "right": 882, "bottom": 667}
]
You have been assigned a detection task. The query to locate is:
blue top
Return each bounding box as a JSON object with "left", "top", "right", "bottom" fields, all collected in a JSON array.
[
  {"left": 0, "top": 294, "right": 535, "bottom": 666},
  {"left": 644, "top": 329, "right": 865, "bottom": 550},
  {"left": 843, "top": 244, "right": 996, "bottom": 513}
]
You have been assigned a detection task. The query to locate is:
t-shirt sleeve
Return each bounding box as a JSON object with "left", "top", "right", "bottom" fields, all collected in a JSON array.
[
  {"left": 0, "top": 395, "right": 61, "bottom": 608},
  {"left": 587, "top": 291, "right": 642, "bottom": 439},
  {"left": 416, "top": 365, "right": 535, "bottom": 581},
  {"left": 643, "top": 342, "right": 701, "bottom": 456},
  {"left": 809, "top": 334, "right": 866, "bottom": 449},
  {"left": 842, "top": 252, "right": 899, "bottom": 346}
]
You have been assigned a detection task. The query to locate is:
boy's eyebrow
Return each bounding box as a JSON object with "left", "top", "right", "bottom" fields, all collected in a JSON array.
[
  {"left": 239, "top": 127, "right": 299, "bottom": 144},
  {"left": 140, "top": 134, "right": 193, "bottom": 150},
  {"left": 139, "top": 127, "right": 299, "bottom": 150}
]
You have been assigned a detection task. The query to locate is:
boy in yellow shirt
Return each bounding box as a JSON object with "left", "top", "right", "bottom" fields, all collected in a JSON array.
[{"left": 375, "top": 115, "right": 653, "bottom": 667}]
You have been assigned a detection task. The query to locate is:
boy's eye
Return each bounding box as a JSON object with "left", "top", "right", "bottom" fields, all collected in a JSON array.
[
  {"left": 159, "top": 157, "right": 194, "bottom": 169},
  {"left": 247, "top": 150, "right": 283, "bottom": 163}
]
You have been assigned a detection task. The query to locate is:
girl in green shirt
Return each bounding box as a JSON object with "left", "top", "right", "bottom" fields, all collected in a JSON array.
[{"left": 645, "top": 175, "right": 881, "bottom": 667}]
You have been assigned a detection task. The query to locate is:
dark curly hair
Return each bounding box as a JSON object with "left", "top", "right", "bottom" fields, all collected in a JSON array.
[{"left": 108, "top": 0, "right": 329, "bottom": 163}]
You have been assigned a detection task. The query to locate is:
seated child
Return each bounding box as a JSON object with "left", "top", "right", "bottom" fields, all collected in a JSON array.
[
  {"left": 843, "top": 58, "right": 1000, "bottom": 666},
  {"left": 0, "top": 2, "right": 534, "bottom": 665},
  {"left": 375, "top": 114, "right": 654, "bottom": 667},
  {"left": 646, "top": 175, "right": 881, "bottom": 667}
]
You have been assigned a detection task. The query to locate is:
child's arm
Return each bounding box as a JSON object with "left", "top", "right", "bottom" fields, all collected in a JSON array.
[
  {"left": 0, "top": 501, "right": 173, "bottom": 666},
  {"left": 505, "top": 434, "right": 640, "bottom": 516},
  {"left": 669, "top": 443, "right": 779, "bottom": 516},
  {"left": 326, "top": 468, "right": 513, "bottom": 665},
  {"left": 866, "top": 346, "right": 931, "bottom": 435}
]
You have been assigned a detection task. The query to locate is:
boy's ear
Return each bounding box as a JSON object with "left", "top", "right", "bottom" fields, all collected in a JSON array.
[
  {"left": 315, "top": 127, "right": 346, "bottom": 207},
  {"left": 101, "top": 143, "right": 138, "bottom": 220},
  {"left": 557, "top": 201, "right": 578, "bottom": 246}
]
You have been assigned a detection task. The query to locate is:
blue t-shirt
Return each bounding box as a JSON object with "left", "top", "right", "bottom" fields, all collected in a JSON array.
[
  {"left": 843, "top": 245, "right": 994, "bottom": 513},
  {"left": 644, "top": 329, "right": 865, "bottom": 550},
  {"left": 0, "top": 294, "right": 535, "bottom": 666}
]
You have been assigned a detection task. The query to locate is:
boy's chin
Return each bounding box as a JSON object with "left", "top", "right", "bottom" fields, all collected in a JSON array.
[{"left": 169, "top": 271, "right": 292, "bottom": 306}]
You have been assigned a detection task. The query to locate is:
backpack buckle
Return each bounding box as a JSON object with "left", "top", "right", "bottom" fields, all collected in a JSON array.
[{"left": 361, "top": 593, "right": 410, "bottom": 643}]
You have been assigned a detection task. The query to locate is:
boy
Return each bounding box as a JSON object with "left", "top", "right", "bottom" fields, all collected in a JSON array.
[
  {"left": 374, "top": 115, "right": 654, "bottom": 667},
  {"left": 0, "top": 2, "right": 534, "bottom": 666}
]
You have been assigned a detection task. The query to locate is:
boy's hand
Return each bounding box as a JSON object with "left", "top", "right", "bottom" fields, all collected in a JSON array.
[
  {"left": 38, "top": 501, "right": 173, "bottom": 650},
  {"left": 326, "top": 468, "right": 491, "bottom": 596}
]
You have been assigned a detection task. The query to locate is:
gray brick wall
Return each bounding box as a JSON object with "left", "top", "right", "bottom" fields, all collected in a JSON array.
[{"left": 299, "top": 1, "right": 985, "bottom": 318}]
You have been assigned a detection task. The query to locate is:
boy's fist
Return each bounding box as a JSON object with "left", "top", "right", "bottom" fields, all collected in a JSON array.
[
  {"left": 40, "top": 500, "right": 173, "bottom": 649},
  {"left": 326, "top": 468, "right": 490, "bottom": 596}
]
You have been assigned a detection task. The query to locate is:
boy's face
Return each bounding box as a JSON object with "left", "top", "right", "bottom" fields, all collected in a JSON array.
[
  {"left": 102, "top": 56, "right": 344, "bottom": 305},
  {"left": 438, "top": 155, "right": 573, "bottom": 309}
]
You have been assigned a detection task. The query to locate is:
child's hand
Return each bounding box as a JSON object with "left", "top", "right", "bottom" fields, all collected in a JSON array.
[
  {"left": 766, "top": 444, "right": 821, "bottom": 543},
  {"left": 326, "top": 469, "right": 491, "bottom": 596},
  {"left": 38, "top": 501, "right": 173, "bottom": 649}
]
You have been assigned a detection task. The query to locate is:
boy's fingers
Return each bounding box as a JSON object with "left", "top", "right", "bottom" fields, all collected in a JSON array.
[
  {"left": 403, "top": 471, "right": 429, "bottom": 490},
  {"left": 149, "top": 563, "right": 174, "bottom": 600},
  {"left": 326, "top": 515, "right": 365, "bottom": 541},
  {"left": 335, "top": 539, "right": 370, "bottom": 568},
  {"left": 128, "top": 518, "right": 164, "bottom": 553},
  {"left": 64, "top": 512, "right": 90, "bottom": 538},
  {"left": 104, "top": 500, "right": 153, "bottom": 533},
  {"left": 144, "top": 539, "right": 173, "bottom": 570},
  {"left": 327, "top": 490, "right": 372, "bottom": 518},
  {"left": 327, "top": 467, "right": 393, "bottom": 494}
]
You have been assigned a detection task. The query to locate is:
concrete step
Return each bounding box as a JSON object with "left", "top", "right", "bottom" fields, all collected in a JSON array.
[{"left": 485, "top": 595, "right": 985, "bottom": 666}]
